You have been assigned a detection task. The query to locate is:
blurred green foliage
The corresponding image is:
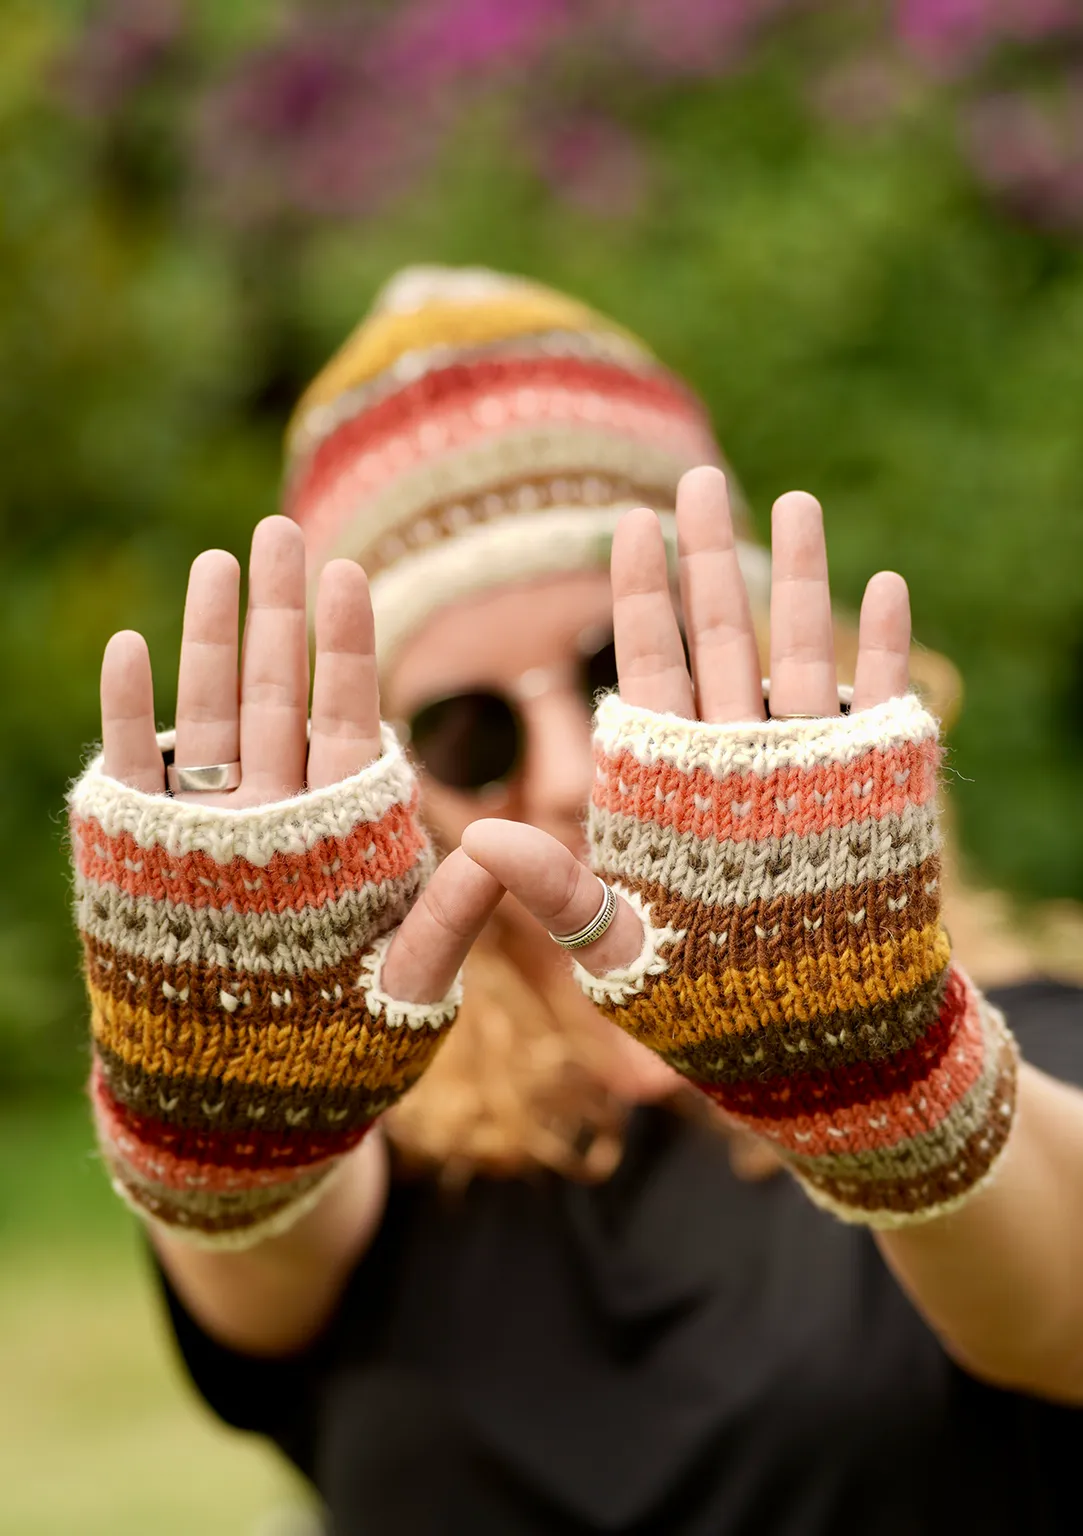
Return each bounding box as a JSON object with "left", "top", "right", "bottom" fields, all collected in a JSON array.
[{"left": 2, "top": 1, "right": 1082, "bottom": 1097}]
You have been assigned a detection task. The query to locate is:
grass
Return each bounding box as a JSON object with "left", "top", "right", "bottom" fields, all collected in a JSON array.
[{"left": 0, "top": 1098, "right": 318, "bottom": 1536}]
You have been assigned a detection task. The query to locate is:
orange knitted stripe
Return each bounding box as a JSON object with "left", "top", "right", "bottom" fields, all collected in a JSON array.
[
  {"left": 71, "top": 796, "right": 425, "bottom": 915},
  {"left": 592, "top": 736, "right": 939, "bottom": 843}
]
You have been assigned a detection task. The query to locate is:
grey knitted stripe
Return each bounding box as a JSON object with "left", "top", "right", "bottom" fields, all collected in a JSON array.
[
  {"left": 73, "top": 864, "right": 423, "bottom": 976},
  {"left": 107, "top": 1152, "right": 333, "bottom": 1231},
  {"left": 588, "top": 804, "right": 940, "bottom": 908}
]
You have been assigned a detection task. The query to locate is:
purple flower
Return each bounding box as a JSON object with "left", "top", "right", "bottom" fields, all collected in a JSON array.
[
  {"left": 194, "top": 19, "right": 434, "bottom": 221},
  {"left": 898, "top": 0, "right": 1077, "bottom": 69},
  {"left": 59, "top": 0, "right": 184, "bottom": 114},
  {"left": 812, "top": 55, "right": 916, "bottom": 131},
  {"left": 372, "top": 0, "right": 571, "bottom": 90},
  {"left": 529, "top": 111, "right": 649, "bottom": 215},
  {"left": 965, "top": 84, "right": 1083, "bottom": 229},
  {"left": 612, "top": 0, "right": 800, "bottom": 79}
]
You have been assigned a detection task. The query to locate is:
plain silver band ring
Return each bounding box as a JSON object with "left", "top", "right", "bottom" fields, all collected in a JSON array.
[
  {"left": 549, "top": 879, "right": 618, "bottom": 951},
  {"left": 166, "top": 760, "right": 243, "bottom": 794},
  {"left": 761, "top": 677, "right": 854, "bottom": 721}
]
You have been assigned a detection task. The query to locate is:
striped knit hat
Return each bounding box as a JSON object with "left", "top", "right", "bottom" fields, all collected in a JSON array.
[{"left": 284, "top": 265, "right": 771, "bottom": 668}]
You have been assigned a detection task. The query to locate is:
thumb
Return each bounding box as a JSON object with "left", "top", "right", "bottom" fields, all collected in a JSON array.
[
  {"left": 459, "top": 819, "right": 644, "bottom": 976},
  {"left": 380, "top": 847, "right": 504, "bottom": 1003}
]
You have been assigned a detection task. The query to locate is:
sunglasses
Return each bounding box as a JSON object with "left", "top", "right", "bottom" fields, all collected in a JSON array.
[{"left": 401, "top": 630, "right": 620, "bottom": 794}]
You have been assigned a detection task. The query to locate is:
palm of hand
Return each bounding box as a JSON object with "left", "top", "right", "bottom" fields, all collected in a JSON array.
[{"left": 100, "top": 468, "right": 911, "bottom": 997}]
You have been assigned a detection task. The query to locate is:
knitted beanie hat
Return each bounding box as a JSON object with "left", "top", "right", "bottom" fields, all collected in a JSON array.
[{"left": 284, "top": 265, "right": 772, "bottom": 669}]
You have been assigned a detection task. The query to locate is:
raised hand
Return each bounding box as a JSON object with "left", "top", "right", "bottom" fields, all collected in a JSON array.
[
  {"left": 461, "top": 465, "right": 912, "bottom": 974},
  {"left": 98, "top": 514, "right": 501, "bottom": 1011},
  {"left": 463, "top": 469, "right": 1017, "bottom": 1230}
]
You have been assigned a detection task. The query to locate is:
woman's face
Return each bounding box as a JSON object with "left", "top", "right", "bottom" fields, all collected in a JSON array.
[{"left": 385, "top": 567, "right": 680, "bottom": 1105}]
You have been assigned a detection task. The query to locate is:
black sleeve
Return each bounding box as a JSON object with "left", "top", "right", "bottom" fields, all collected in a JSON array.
[
  {"left": 986, "top": 979, "right": 1083, "bottom": 1087},
  {"left": 146, "top": 1180, "right": 413, "bottom": 1482},
  {"left": 148, "top": 1238, "right": 328, "bottom": 1478}
]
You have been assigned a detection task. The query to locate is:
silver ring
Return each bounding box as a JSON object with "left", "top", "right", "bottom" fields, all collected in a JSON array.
[
  {"left": 549, "top": 879, "right": 618, "bottom": 951},
  {"left": 166, "top": 760, "right": 243, "bottom": 794},
  {"left": 761, "top": 678, "right": 853, "bottom": 721}
]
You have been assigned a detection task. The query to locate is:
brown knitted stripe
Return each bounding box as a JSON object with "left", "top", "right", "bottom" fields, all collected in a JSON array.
[
  {"left": 591, "top": 807, "right": 940, "bottom": 906},
  {"left": 94, "top": 1039, "right": 403, "bottom": 1133},
  {"left": 796, "top": 1035, "right": 1017, "bottom": 1216},
  {"left": 87, "top": 980, "right": 445, "bottom": 1098},
  {"left": 656, "top": 971, "right": 948, "bottom": 1085},
  {"left": 326, "top": 425, "right": 697, "bottom": 571},
  {"left": 106, "top": 1151, "right": 334, "bottom": 1237},
  {"left": 362, "top": 469, "right": 676, "bottom": 578},
  {"left": 82, "top": 936, "right": 382, "bottom": 1025},
  {"left": 76, "top": 873, "right": 419, "bottom": 976},
  {"left": 619, "top": 857, "right": 942, "bottom": 963}
]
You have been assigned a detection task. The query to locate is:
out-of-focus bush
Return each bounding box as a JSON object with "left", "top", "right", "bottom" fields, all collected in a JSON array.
[{"left": 3, "top": 0, "right": 1082, "bottom": 1096}]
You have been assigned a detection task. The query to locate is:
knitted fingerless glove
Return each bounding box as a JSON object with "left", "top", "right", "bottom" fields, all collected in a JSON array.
[
  {"left": 68, "top": 726, "right": 457, "bottom": 1248},
  {"left": 580, "top": 693, "right": 1018, "bottom": 1227}
]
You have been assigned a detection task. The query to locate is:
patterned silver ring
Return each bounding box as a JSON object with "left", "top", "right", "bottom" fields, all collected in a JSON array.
[
  {"left": 166, "top": 761, "right": 243, "bottom": 794},
  {"left": 549, "top": 879, "right": 618, "bottom": 951}
]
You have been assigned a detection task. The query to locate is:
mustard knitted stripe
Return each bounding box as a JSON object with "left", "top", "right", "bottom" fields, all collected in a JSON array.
[
  {"left": 288, "top": 291, "right": 644, "bottom": 443},
  {"left": 88, "top": 985, "right": 447, "bottom": 1097},
  {"left": 603, "top": 922, "right": 951, "bottom": 1050}
]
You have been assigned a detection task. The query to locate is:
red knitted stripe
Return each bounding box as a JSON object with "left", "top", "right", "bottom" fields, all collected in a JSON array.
[
  {"left": 287, "top": 353, "right": 705, "bottom": 518},
  {"left": 704, "top": 969, "right": 986, "bottom": 1158},
  {"left": 592, "top": 736, "right": 939, "bottom": 841},
  {"left": 700, "top": 966, "right": 968, "bottom": 1121},
  {"left": 72, "top": 795, "right": 425, "bottom": 913},
  {"left": 293, "top": 395, "right": 716, "bottom": 554},
  {"left": 93, "top": 1070, "right": 367, "bottom": 1183}
]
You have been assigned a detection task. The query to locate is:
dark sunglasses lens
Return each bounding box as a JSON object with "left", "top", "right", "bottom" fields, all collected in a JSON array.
[
  {"left": 582, "top": 638, "right": 619, "bottom": 701},
  {"left": 408, "top": 691, "right": 520, "bottom": 791}
]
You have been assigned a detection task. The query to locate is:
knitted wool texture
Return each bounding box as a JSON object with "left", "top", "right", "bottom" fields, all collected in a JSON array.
[
  {"left": 283, "top": 265, "right": 769, "bottom": 669},
  {"left": 68, "top": 727, "right": 458, "bottom": 1248},
  {"left": 579, "top": 693, "right": 1018, "bottom": 1226}
]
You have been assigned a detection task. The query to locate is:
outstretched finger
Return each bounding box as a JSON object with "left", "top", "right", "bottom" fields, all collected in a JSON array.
[
  {"left": 852, "top": 571, "right": 911, "bottom": 712},
  {"left": 381, "top": 848, "right": 504, "bottom": 1004},
  {"left": 611, "top": 507, "right": 696, "bottom": 718},
  {"left": 239, "top": 517, "right": 310, "bottom": 798},
  {"left": 676, "top": 466, "right": 765, "bottom": 723},
  {"left": 101, "top": 630, "right": 165, "bottom": 793},
  {"left": 769, "top": 491, "right": 838, "bottom": 719},
  {"left": 307, "top": 560, "right": 383, "bottom": 791},
  {"left": 460, "top": 818, "right": 644, "bottom": 976},
  {"left": 174, "top": 550, "right": 241, "bottom": 774}
]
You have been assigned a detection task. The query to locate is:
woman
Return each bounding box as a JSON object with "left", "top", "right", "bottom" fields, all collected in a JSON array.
[{"left": 69, "top": 267, "right": 1083, "bottom": 1533}]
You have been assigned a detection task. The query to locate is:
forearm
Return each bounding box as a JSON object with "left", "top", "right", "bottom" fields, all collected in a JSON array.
[
  {"left": 877, "top": 1061, "right": 1083, "bottom": 1402},
  {"left": 151, "top": 1129, "right": 390, "bottom": 1356}
]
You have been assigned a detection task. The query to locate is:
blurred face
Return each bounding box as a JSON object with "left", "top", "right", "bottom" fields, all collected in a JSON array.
[{"left": 385, "top": 568, "right": 680, "bottom": 1105}]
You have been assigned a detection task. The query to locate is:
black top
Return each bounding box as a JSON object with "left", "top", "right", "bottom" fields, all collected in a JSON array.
[{"left": 155, "top": 980, "right": 1083, "bottom": 1535}]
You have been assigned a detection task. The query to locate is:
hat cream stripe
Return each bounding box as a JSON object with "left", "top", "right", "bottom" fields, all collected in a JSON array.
[
  {"left": 366, "top": 509, "right": 772, "bottom": 670},
  {"left": 300, "top": 426, "right": 726, "bottom": 578},
  {"left": 293, "top": 389, "right": 716, "bottom": 549}
]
